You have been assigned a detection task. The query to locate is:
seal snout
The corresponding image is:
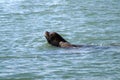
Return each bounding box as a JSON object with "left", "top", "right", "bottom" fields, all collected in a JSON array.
[{"left": 45, "top": 31, "right": 49, "bottom": 37}]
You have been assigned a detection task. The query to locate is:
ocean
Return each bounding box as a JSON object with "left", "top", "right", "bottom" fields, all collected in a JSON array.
[{"left": 0, "top": 0, "right": 120, "bottom": 80}]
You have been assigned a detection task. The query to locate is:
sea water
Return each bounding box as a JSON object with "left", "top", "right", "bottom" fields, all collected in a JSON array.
[{"left": 0, "top": 0, "right": 120, "bottom": 80}]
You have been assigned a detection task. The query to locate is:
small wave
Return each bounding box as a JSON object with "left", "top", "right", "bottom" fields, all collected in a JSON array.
[
  {"left": 0, "top": 0, "right": 24, "bottom": 13},
  {"left": 45, "top": 0, "right": 67, "bottom": 6}
]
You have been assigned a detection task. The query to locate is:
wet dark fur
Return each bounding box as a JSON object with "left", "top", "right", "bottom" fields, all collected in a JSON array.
[
  {"left": 45, "top": 31, "right": 83, "bottom": 48},
  {"left": 44, "top": 31, "right": 120, "bottom": 49}
]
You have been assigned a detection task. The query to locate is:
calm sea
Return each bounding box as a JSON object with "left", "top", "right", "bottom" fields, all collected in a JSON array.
[{"left": 0, "top": 0, "right": 120, "bottom": 80}]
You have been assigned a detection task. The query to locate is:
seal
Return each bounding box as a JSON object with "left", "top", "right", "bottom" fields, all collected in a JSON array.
[{"left": 45, "top": 31, "right": 83, "bottom": 48}]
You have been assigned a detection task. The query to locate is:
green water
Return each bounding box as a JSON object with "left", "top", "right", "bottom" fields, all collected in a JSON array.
[{"left": 0, "top": 0, "right": 120, "bottom": 80}]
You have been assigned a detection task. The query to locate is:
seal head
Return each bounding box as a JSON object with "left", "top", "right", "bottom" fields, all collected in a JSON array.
[
  {"left": 45, "top": 31, "right": 69, "bottom": 47},
  {"left": 45, "top": 31, "right": 83, "bottom": 48}
]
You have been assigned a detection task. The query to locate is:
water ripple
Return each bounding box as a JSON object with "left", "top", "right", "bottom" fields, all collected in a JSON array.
[{"left": 0, "top": 0, "right": 120, "bottom": 80}]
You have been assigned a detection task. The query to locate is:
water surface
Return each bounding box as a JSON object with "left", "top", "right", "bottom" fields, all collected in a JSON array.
[{"left": 0, "top": 0, "right": 120, "bottom": 80}]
